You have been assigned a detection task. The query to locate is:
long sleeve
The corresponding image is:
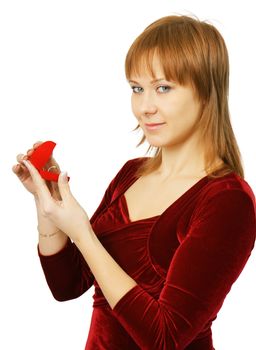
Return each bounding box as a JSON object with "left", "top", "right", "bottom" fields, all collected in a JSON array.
[
  {"left": 38, "top": 159, "right": 132, "bottom": 301},
  {"left": 111, "top": 189, "right": 256, "bottom": 349},
  {"left": 37, "top": 238, "right": 94, "bottom": 301}
]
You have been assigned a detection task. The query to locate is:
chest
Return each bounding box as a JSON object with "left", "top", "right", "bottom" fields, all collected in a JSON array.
[{"left": 123, "top": 174, "right": 204, "bottom": 222}]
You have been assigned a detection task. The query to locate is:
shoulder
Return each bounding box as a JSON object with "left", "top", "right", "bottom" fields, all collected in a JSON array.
[
  {"left": 122, "top": 156, "right": 149, "bottom": 168},
  {"left": 199, "top": 172, "right": 255, "bottom": 207},
  {"left": 116, "top": 156, "right": 149, "bottom": 179},
  {"left": 192, "top": 172, "right": 256, "bottom": 225},
  {"left": 186, "top": 174, "right": 256, "bottom": 252},
  {"left": 108, "top": 157, "right": 148, "bottom": 193}
]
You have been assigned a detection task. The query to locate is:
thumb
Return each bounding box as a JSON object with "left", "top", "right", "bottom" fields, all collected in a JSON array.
[{"left": 58, "top": 171, "right": 71, "bottom": 200}]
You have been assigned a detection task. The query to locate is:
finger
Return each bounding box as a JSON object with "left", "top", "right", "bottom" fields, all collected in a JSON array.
[
  {"left": 58, "top": 172, "right": 71, "bottom": 201},
  {"left": 12, "top": 163, "right": 30, "bottom": 183},
  {"left": 27, "top": 148, "right": 34, "bottom": 156},
  {"left": 22, "top": 159, "right": 52, "bottom": 202},
  {"left": 28, "top": 151, "right": 61, "bottom": 199},
  {"left": 50, "top": 181, "right": 62, "bottom": 201},
  {"left": 16, "top": 153, "right": 29, "bottom": 163},
  {"left": 12, "top": 163, "right": 26, "bottom": 174},
  {"left": 25, "top": 141, "right": 43, "bottom": 158},
  {"left": 12, "top": 164, "right": 20, "bottom": 174},
  {"left": 33, "top": 141, "right": 43, "bottom": 148}
]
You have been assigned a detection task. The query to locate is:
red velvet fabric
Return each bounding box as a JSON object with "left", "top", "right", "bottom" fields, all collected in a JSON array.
[{"left": 38, "top": 157, "right": 256, "bottom": 349}]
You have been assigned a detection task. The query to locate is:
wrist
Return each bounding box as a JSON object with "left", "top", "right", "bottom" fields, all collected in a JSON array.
[
  {"left": 74, "top": 226, "right": 95, "bottom": 247},
  {"left": 34, "top": 195, "right": 57, "bottom": 229},
  {"left": 37, "top": 225, "right": 63, "bottom": 238}
]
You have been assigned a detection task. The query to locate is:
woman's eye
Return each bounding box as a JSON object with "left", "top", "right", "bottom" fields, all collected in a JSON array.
[
  {"left": 130, "top": 85, "right": 171, "bottom": 94},
  {"left": 131, "top": 86, "right": 143, "bottom": 93},
  {"left": 157, "top": 85, "right": 171, "bottom": 93}
]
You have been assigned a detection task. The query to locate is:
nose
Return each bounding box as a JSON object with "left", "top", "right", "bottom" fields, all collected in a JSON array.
[{"left": 138, "top": 91, "right": 157, "bottom": 116}]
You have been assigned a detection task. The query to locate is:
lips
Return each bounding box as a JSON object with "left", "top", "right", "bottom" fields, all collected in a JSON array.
[
  {"left": 144, "top": 122, "right": 166, "bottom": 131},
  {"left": 145, "top": 122, "right": 165, "bottom": 126}
]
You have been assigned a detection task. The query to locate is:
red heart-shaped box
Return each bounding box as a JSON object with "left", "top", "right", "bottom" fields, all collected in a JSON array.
[{"left": 28, "top": 141, "right": 70, "bottom": 182}]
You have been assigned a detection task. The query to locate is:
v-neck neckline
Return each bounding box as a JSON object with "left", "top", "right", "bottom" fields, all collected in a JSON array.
[{"left": 119, "top": 171, "right": 210, "bottom": 224}]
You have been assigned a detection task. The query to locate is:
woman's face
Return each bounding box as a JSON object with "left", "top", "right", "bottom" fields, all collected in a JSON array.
[{"left": 128, "top": 55, "right": 203, "bottom": 149}]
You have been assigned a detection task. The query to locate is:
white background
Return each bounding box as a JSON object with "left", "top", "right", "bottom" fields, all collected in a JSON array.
[{"left": 1, "top": 0, "right": 255, "bottom": 349}]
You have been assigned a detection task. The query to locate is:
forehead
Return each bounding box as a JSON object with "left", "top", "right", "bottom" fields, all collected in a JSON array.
[{"left": 128, "top": 53, "right": 165, "bottom": 81}]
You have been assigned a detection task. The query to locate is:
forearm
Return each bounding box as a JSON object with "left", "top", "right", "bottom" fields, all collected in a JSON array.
[
  {"left": 35, "top": 196, "right": 68, "bottom": 256},
  {"left": 38, "top": 237, "right": 95, "bottom": 301},
  {"left": 75, "top": 228, "right": 138, "bottom": 310}
]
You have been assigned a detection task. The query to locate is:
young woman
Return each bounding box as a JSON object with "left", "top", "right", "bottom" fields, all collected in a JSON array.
[{"left": 12, "top": 15, "right": 255, "bottom": 350}]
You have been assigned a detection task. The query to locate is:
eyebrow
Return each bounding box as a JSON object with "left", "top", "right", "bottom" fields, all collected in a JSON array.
[{"left": 128, "top": 78, "right": 166, "bottom": 84}]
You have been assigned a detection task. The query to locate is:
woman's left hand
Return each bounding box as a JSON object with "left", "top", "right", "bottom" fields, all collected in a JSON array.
[{"left": 22, "top": 159, "right": 92, "bottom": 244}]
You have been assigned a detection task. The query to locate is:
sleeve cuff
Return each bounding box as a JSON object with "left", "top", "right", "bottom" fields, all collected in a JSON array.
[
  {"left": 112, "top": 284, "right": 148, "bottom": 316},
  {"left": 37, "top": 238, "right": 73, "bottom": 261}
]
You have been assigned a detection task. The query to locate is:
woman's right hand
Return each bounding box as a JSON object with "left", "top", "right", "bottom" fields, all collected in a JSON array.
[{"left": 12, "top": 141, "right": 62, "bottom": 201}]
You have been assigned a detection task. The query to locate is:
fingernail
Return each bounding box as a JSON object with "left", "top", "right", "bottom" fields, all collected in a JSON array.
[{"left": 23, "top": 159, "right": 31, "bottom": 168}]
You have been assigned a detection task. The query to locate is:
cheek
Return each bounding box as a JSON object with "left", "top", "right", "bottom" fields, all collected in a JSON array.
[
  {"left": 165, "top": 97, "right": 199, "bottom": 125},
  {"left": 131, "top": 100, "right": 140, "bottom": 120},
  {"left": 161, "top": 100, "right": 200, "bottom": 140}
]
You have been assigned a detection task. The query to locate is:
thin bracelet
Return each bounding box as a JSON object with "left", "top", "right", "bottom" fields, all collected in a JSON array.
[{"left": 37, "top": 226, "right": 62, "bottom": 238}]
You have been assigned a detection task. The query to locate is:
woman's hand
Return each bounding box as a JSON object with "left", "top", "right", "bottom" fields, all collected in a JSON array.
[
  {"left": 22, "top": 159, "right": 92, "bottom": 244},
  {"left": 12, "top": 141, "right": 62, "bottom": 201}
]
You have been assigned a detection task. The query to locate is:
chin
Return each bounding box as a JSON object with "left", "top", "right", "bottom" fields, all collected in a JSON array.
[{"left": 146, "top": 139, "right": 165, "bottom": 148}]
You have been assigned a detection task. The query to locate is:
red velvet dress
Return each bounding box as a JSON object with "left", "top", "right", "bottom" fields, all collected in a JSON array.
[{"left": 38, "top": 157, "right": 256, "bottom": 350}]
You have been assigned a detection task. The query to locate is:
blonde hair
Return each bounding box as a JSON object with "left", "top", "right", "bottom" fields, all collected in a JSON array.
[{"left": 125, "top": 15, "right": 244, "bottom": 179}]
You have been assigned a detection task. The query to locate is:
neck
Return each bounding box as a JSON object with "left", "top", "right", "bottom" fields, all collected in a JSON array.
[{"left": 155, "top": 139, "right": 207, "bottom": 180}]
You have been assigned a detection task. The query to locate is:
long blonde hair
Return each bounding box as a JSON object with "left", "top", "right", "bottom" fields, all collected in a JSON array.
[{"left": 125, "top": 15, "right": 244, "bottom": 179}]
